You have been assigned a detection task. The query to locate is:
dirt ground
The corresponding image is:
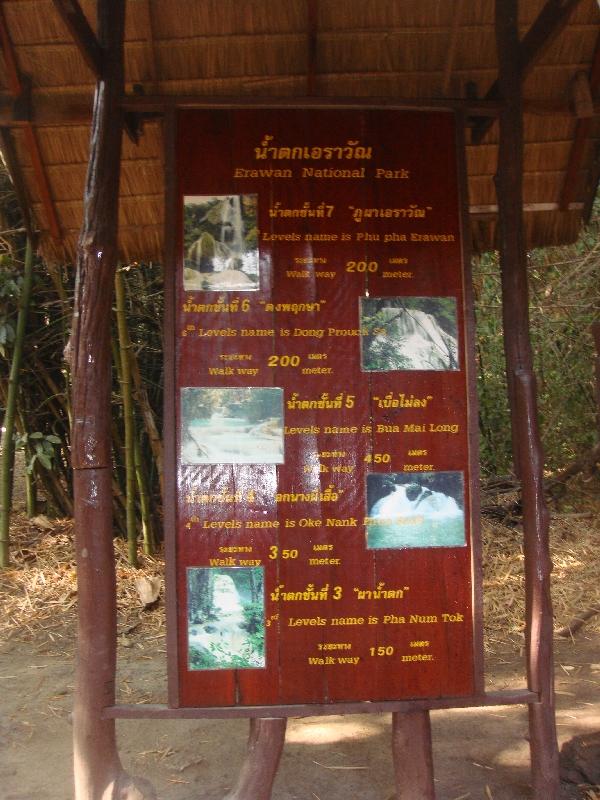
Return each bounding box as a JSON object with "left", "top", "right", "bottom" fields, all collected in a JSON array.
[
  {"left": 1, "top": 627, "right": 600, "bottom": 799},
  {"left": 1, "top": 500, "right": 600, "bottom": 800}
]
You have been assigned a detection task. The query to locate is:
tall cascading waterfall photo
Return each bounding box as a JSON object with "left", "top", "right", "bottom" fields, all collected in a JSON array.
[
  {"left": 365, "top": 471, "right": 465, "bottom": 549},
  {"left": 360, "top": 296, "right": 459, "bottom": 371},
  {"left": 180, "top": 386, "right": 284, "bottom": 464},
  {"left": 183, "top": 194, "right": 259, "bottom": 291},
  {"left": 187, "top": 567, "right": 266, "bottom": 670}
]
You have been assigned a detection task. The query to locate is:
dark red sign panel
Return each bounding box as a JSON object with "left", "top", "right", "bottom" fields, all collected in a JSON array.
[{"left": 168, "top": 108, "right": 481, "bottom": 708}]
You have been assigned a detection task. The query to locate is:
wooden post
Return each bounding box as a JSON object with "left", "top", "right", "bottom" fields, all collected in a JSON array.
[
  {"left": 224, "top": 718, "right": 287, "bottom": 800},
  {"left": 70, "top": 3, "right": 155, "bottom": 798},
  {"left": 515, "top": 370, "right": 559, "bottom": 796},
  {"left": 494, "top": 2, "right": 560, "bottom": 797},
  {"left": 392, "top": 711, "right": 436, "bottom": 799}
]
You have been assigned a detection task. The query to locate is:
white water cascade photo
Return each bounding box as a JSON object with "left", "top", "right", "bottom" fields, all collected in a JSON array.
[
  {"left": 187, "top": 567, "right": 266, "bottom": 670},
  {"left": 183, "top": 194, "right": 259, "bottom": 291},
  {"left": 180, "top": 386, "right": 284, "bottom": 464},
  {"left": 360, "top": 296, "right": 459, "bottom": 371},
  {"left": 366, "top": 471, "right": 465, "bottom": 549}
]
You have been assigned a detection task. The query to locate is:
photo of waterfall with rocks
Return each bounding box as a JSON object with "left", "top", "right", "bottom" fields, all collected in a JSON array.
[
  {"left": 360, "top": 296, "right": 458, "bottom": 371},
  {"left": 365, "top": 471, "right": 465, "bottom": 549},
  {"left": 180, "top": 386, "right": 284, "bottom": 464},
  {"left": 187, "top": 567, "right": 265, "bottom": 670},
  {"left": 183, "top": 194, "right": 259, "bottom": 291}
]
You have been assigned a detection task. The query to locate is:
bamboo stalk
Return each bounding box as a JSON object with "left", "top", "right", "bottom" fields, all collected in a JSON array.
[
  {"left": 0, "top": 236, "right": 34, "bottom": 567},
  {"left": 114, "top": 268, "right": 138, "bottom": 566},
  {"left": 111, "top": 334, "right": 134, "bottom": 539},
  {"left": 129, "top": 338, "right": 163, "bottom": 500},
  {"left": 133, "top": 425, "right": 155, "bottom": 554}
]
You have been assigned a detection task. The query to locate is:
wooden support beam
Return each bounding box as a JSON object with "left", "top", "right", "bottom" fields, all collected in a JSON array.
[
  {"left": 0, "top": 127, "right": 33, "bottom": 235},
  {"left": 494, "top": 3, "right": 559, "bottom": 797},
  {"left": 571, "top": 70, "right": 594, "bottom": 118},
  {"left": 0, "top": 92, "right": 503, "bottom": 125},
  {"left": 0, "top": 2, "right": 62, "bottom": 241},
  {"left": 0, "top": 5, "right": 20, "bottom": 95},
  {"left": 472, "top": 0, "right": 584, "bottom": 144},
  {"left": 51, "top": 0, "right": 104, "bottom": 79},
  {"left": 141, "top": 0, "right": 158, "bottom": 91},
  {"left": 559, "top": 31, "right": 600, "bottom": 209},
  {"left": 22, "top": 124, "right": 62, "bottom": 241},
  {"left": 4, "top": 91, "right": 599, "bottom": 128},
  {"left": 50, "top": 0, "right": 142, "bottom": 143}
]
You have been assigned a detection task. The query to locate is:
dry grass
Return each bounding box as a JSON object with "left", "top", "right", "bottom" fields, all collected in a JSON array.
[
  {"left": 481, "top": 480, "right": 600, "bottom": 652},
  {"left": 1, "top": 479, "right": 599, "bottom": 653},
  {"left": 0, "top": 515, "right": 165, "bottom": 647}
]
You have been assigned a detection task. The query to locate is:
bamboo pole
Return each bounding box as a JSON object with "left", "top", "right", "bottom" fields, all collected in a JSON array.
[
  {"left": 132, "top": 427, "right": 155, "bottom": 554},
  {"left": 111, "top": 326, "right": 155, "bottom": 553},
  {"left": 115, "top": 267, "right": 138, "bottom": 566},
  {"left": 129, "top": 340, "right": 163, "bottom": 500},
  {"left": 494, "top": 2, "right": 559, "bottom": 797},
  {"left": 0, "top": 236, "right": 34, "bottom": 566}
]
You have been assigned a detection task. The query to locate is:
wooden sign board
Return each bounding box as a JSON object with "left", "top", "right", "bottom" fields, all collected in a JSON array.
[{"left": 166, "top": 108, "right": 481, "bottom": 708}]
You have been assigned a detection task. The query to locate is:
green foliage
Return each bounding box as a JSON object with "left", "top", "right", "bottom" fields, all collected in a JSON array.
[
  {"left": 15, "top": 432, "right": 62, "bottom": 473},
  {"left": 0, "top": 261, "right": 22, "bottom": 357},
  {"left": 474, "top": 233, "right": 599, "bottom": 476},
  {"left": 241, "top": 599, "right": 265, "bottom": 658}
]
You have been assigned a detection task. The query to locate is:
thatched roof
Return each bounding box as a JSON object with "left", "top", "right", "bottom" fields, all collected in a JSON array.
[{"left": 0, "top": 0, "right": 599, "bottom": 262}]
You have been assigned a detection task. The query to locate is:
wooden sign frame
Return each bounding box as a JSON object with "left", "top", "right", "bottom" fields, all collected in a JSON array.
[{"left": 163, "top": 106, "right": 485, "bottom": 713}]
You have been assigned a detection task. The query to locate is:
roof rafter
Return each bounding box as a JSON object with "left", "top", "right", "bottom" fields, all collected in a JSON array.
[
  {"left": 50, "top": 0, "right": 104, "bottom": 79},
  {"left": 49, "top": 0, "right": 143, "bottom": 143},
  {"left": 0, "top": 1, "right": 62, "bottom": 242},
  {"left": 471, "top": 0, "right": 584, "bottom": 144},
  {"left": 559, "top": 31, "right": 600, "bottom": 209}
]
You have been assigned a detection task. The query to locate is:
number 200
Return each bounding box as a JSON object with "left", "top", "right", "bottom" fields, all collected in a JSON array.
[
  {"left": 346, "top": 260, "right": 379, "bottom": 273},
  {"left": 267, "top": 355, "right": 300, "bottom": 367}
]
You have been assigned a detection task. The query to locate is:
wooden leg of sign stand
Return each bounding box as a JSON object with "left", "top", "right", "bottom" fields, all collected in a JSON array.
[
  {"left": 224, "top": 718, "right": 287, "bottom": 800},
  {"left": 392, "top": 711, "right": 436, "bottom": 799}
]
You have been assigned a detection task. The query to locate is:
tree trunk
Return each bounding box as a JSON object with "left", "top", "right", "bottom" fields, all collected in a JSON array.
[
  {"left": 494, "top": 2, "right": 560, "bottom": 797},
  {"left": 70, "top": 2, "right": 155, "bottom": 797}
]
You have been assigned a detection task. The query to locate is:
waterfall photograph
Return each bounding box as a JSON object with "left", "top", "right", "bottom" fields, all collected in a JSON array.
[
  {"left": 360, "top": 296, "right": 459, "bottom": 371},
  {"left": 180, "top": 386, "right": 284, "bottom": 464},
  {"left": 365, "top": 471, "right": 465, "bottom": 549},
  {"left": 187, "top": 567, "right": 265, "bottom": 670},
  {"left": 183, "top": 194, "right": 259, "bottom": 291}
]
